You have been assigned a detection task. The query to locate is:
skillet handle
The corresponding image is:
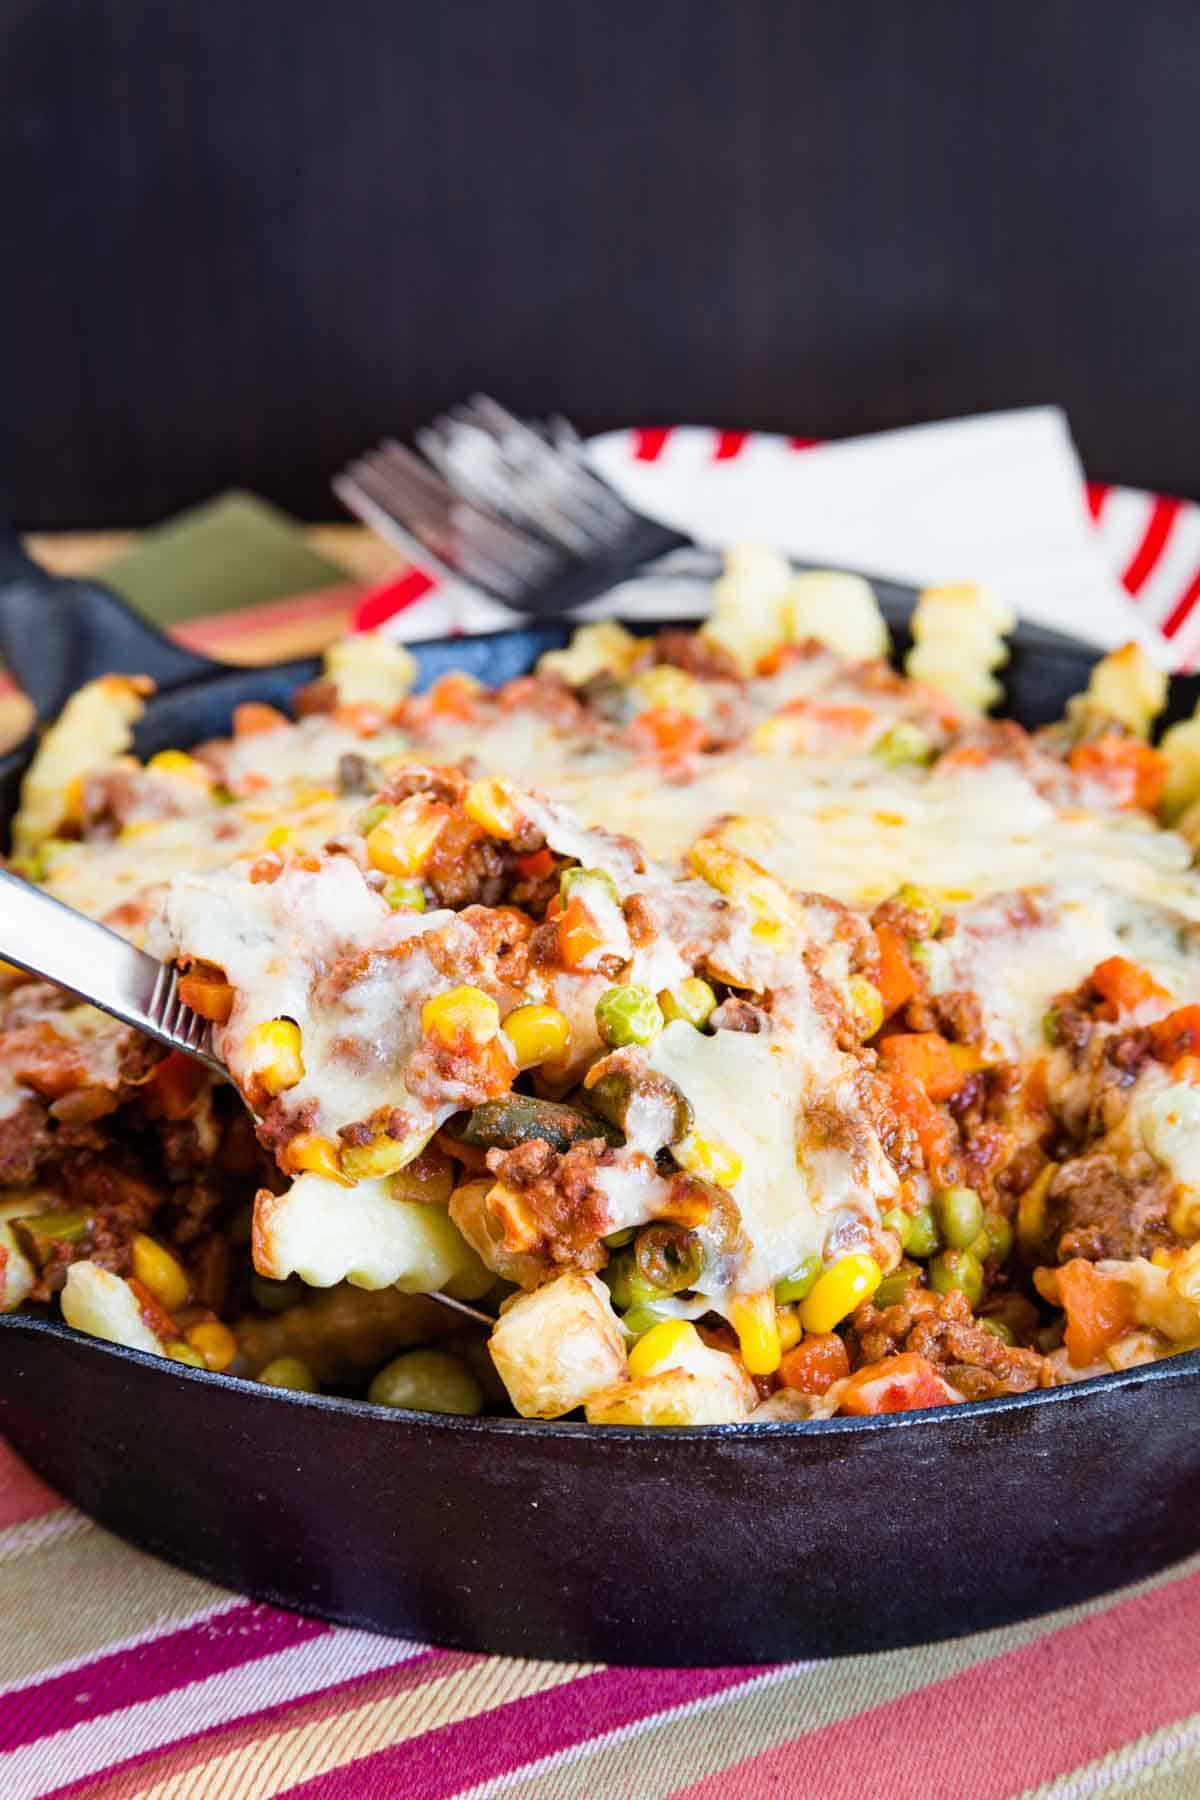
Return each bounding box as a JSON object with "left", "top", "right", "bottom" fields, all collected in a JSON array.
[{"left": 0, "top": 529, "right": 225, "bottom": 723}]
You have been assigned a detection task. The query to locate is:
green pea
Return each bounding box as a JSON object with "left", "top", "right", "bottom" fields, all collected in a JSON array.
[
  {"left": 595, "top": 984, "right": 664, "bottom": 1048},
  {"left": 929, "top": 1248, "right": 984, "bottom": 1307},
  {"left": 873, "top": 722, "right": 934, "bottom": 768},
  {"left": 367, "top": 1349, "right": 484, "bottom": 1416},
  {"left": 881, "top": 1206, "right": 910, "bottom": 1240},
  {"left": 968, "top": 1229, "right": 993, "bottom": 1261},
  {"left": 603, "top": 1248, "right": 663, "bottom": 1311},
  {"left": 774, "top": 1253, "right": 822, "bottom": 1304},
  {"left": 844, "top": 976, "right": 884, "bottom": 1041},
  {"left": 903, "top": 1206, "right": 941, "bottom": 1259},
  {"left": 984, "top": 1213, "right": 1014, "bottom": 1263},
  {"left": 165, "top": 1341, "right": 207, "bottom": 1369},
  {"left": 251, "top": 1274, "right": 306, "bottom": 1314},
  {"left": 1042, "top": 1009, "right": 1061, "bottom": 1047},
  {"left": 561, "top": 865, "right": 620, "bottom": 906},
  {"left": 383, "top": 879, "right": 425, "bottom": 911},
  {"left": 659, "top": 977, "right": 718, "bottom": 1029},
  {"left": 933, "top": 1185, "right": 984, "bottom": 1250},
  {"left": 979, "top": 1317, "right": 1014, "bottom": 1345},
  {"left": 258, "top": 1356, "right": 317, "bottom": 1392}
]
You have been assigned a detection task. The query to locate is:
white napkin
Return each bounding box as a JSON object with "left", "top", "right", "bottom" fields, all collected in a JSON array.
[{"left": 385, "top": 406, "right": 1161, "bottom": 661}]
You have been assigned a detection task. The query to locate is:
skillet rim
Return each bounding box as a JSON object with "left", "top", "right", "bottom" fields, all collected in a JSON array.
[{"left": 1, "top": 593, "right": 1196, "bottom": 1436}]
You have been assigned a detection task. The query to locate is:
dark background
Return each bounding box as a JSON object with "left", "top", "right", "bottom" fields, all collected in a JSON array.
[{"left": 5, "top": 0, "right": 1197, "bottom": 528}]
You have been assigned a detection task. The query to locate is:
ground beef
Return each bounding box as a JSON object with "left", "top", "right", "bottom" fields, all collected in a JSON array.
[
  {"left": 652, "top": 630, "right": 741, "bottom": 682},
  {"left": 1047, "top": 1151, "right": 1171, "bottom": 1261},
  {"left": 933, "top": 989, "right": 984, "bottom": 1046},
  {"left": 292, "top": 676, "right": 337, "bottom": 716},
  {"left": 424, "top": 817, "right": 507, "bottom": 910},
  {"left": 336, "top": 751, "right": 376, "bottom": 795},
  {"left": 849, "top": 1287, "right": 1049, "bottom": 1397},
  {"left": 483, "top": 1137, "right": 609, "bottom": 1268},
  {"left": 380, "top": 764, "right": 469, "bottom": 807},
  {"left": 0, "top": 1099, "right": 54, "bottom": 1184}
]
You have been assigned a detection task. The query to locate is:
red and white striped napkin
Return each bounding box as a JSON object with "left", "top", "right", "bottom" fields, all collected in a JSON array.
[{"left": 355, "top": 408, "right": 1200, "bottom": 669}]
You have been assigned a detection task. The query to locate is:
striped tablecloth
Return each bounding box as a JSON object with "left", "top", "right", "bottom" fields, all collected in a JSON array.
[
  {"left": 7, "top": 491, "right": 1200, "bottom": 1799},
  {"left": 5, "top": 1436, "right": 1200, "bottom": 1798}
]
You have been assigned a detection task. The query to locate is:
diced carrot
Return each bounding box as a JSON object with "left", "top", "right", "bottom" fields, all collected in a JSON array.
[
  {"left": 331, "top": 702, "right": 385, "bottom": 737},
  {"left": 875, "top": 924, "right": 918, "bottom": 1017},
  {"left": 143, "top": 1050, "right": 208, "bottom": 1121},
  {"left": 1171, "top": 1054, "right": 1200, "bottom": 1084},
  {"left": 558, "top": 895, "right": 605, "bottom": 970},
  {"left": 1068, "top": 736, "right": 1167, "bottom": 811},
  {"left": 232, "top": 702, "right": 289, "bottom": 739},
  {"left": 1056, "top": 1258, "right": 1135, "bottom": 1368},
  {"left": 248, "top": 855, "right": 284, "bottom": 884},
  {"left": 779, "top": 1332, "right": 850, "bottom": 1395},
  {"left": 878, "top": 1031, "right": 965, "bottom": 1102},
  {"left": 426, "top": 673, "right": 481, "bottom": 721},
  {"left": 1088, "top": 955, "right": 1169, "bottom": 1020},
  {"left": 838, "top": 1351, "right": 963, "bottom": 1415},
  {"left": 1148, "top": 1005, "right": 1200, "bottom": 1065},
  {"left": 515, "top": 847, "right": 555, "bottom": 880},
  {"left": 177, "top": 966, "right": 234, "bottom": 1024},
  {"left": 885, "top": 1066, "right": 957, "bottom": 1182},
  {"left": 628, "top": 709, "right": 707, "bottom": 764},
  {"left": 936, "top": 745, "right": 990, "bottom": 772}
]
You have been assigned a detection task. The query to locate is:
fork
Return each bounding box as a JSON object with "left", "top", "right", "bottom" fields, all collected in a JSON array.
[
  {"left": 0, "top": 870, "right": 490, "bottom": 1326},
  {"left": 334, "top": 395, "right": 692, "bottom": 617}
]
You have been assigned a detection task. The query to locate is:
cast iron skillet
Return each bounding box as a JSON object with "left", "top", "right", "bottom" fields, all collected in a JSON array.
[{"left": 1, "top": 534, "right": 1200, "bottom": 1667}]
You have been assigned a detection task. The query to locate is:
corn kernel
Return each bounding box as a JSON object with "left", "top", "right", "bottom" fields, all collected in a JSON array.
[
  {"left": 800, "top": 1253, "right": 882, "bottom": 1334},
  {"left": 422, "top": 985, "right": 501, "bottom": 1050},
  {"left": 165, "top": 1340, "right": 206, "bottom": 1368},
  {"left": 130, "top": 1234, "right": 190, "bottom": 1313},
  {"left": 1169, "top": 1244, "right": 1200, "bottom": 1305},
  {"left": 658, "top": 977, "right": 718, "bottom": 1029},
  {"left": 777, "top": 1304, "right": 804, "bottom": 1352},
  {"left": 1169, "top": 1185, "right": 1200, "bottom": 1239},
  {"left": 287, "top": 1133, "right": 352, "bottom": 1185},
  {"left": 365, "top": 795, "right": 449, "bottom": 876},
  {"left": 185, "top": 1320, "right": 238, "bottom": 1372},
  {"left": 464, "top": 776, "right": 524, "bottom": 840},
  {"left": 148, "top": 750, "right": 210, "bottom": 787},
  {"left": 1017, "top": 1163, "right": 1057, "bottom": 1255},
  {"left": 729, "top": 1289, "right": 782, "bottom": 1374},
  {"left": 844, "top": 976, "right": 884, "bottom": 1041},
  {"left": 675, "top": 1130, "right": 743, "bottom": 1190},
  {"left": 687, "top": 837, "right": 792, "bottom": 943},
  {"left": 263, "top": 824, "right": 293, "bottom": 852},
  {"left": 631, "top": 666, "right": 707, "bottom": 717},
  {"left": 627, "top": 1317, "right": 700, "bottom": 1377},
  {"left": 339, "top": 1135, "right": 418, "bottom": 1182},
  {"left": 503, "top": 1003, "right": 571, "bottom": 1068},
  {"left": 244, "top": 1019, "right": 305, "bottom": 1095}
]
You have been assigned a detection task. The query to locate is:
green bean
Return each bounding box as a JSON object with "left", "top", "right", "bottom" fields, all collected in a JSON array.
[
  {"left": 978, "top": 1318, "right": 1014, "bottom": 1345},
  {"left": 458, "top": 1094, "right": 619, "bottom": 1152},
  {"left": 774, "top": 1254, "right": 822, "bottom": 1304},
  {"left": 929, "top": 1248, "right": 984, "bottom": 1307},
  {"left": 367, "top": 1349, "right": 484, "bottom": 1415},
  {"left": 383, "top": 879, "right": 425, "bottom": 911},
  {"left": 873, "top": 1261, "right": 923, "bottom": 1309},
  {"left": 984, "top": 1212, "right": 1014, "bottom": 1263},
  {"left": 933, "top": 1185, "right": 983, "bottom": 1251},
  {"left": 634, "top": 1224, "right": 704, "bottom": 1295},
  {"left": 258, "top": 1356, "right": 317, "bottom": 1391},
  {"left": 585, "top": 1068, "right": 692, "bottom": 1145},
  {"left": 14, "top": 1208, "right": 91, "bottom": 1261},
  {"left": 595, "top": 985, "right": 664, "bottom": 1048}
]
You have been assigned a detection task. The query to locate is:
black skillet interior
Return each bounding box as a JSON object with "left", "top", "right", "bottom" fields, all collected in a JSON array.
[{"left": 3, "top": 535, "right": 1200, "bottom": 1665}]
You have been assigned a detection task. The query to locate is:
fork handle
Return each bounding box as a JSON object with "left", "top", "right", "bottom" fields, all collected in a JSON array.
[{"left": 0, "top": 870, "right": 221, "bottom": 1071}]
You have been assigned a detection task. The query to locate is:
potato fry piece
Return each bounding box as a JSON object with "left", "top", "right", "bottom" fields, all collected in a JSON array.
[{"left": 489, "top": 1270, "right": 627, "bottom": 1418}]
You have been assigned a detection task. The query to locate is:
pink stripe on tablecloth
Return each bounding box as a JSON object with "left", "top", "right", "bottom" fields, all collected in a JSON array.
[
  {"left": 713, "top": 430, "right": 749, "bottom": 460},
  {"left": 1122, "top": 495, "right": 1182, "bottom": 595},
  {"left": 280, "top": 1662, "right": 768, "bottom": 1800},
  {"left": 354, "top": 568, "right": 439, "bottom": 632},
  {"left": 0, "top": 1443, "right": 63, "bottom": 1529},
  {"left": 676, "top": 1568, "right": 1200, "bottom": 1800},
  {"left": 1085, "top": 480, "right": 1111, "bottom": 522},
  {"left": 1161, "top": 568, "right": 1200, "bottom": 642},
  {"left": 0, "top": 1603, "right": 329, "bottom": 1752}
]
